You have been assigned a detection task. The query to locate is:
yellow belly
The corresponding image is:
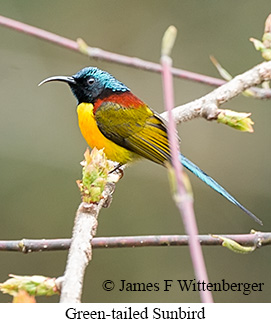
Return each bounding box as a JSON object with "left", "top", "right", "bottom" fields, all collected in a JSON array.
[{"left": 77, "top": 103, "right": 136, "bottom": 164}]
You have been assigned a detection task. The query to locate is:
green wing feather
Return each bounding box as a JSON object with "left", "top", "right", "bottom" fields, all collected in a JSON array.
[
  {"left": 94, "top": 101, "right": 263, "bottom": 225},
  {"left": 95, "top": 102, "right": 171, "bottom": 165}
]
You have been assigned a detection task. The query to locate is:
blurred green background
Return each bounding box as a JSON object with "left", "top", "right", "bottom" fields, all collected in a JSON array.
[{"left": 0, "top": 0, "right": 270, "bottom": 303}]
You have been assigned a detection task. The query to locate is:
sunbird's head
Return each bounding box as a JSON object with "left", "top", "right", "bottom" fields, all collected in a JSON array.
[{"left": 39, "top": 67, "right": 130, "bottom": 104}]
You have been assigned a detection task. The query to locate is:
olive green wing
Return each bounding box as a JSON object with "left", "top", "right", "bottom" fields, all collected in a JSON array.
[{"left": 95, "top": 102, "right": 171, "bottom": 165}]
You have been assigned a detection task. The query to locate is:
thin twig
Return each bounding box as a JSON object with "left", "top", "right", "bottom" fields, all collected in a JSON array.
[
  {"left": 0, "top": 15, "right": 220, "bottom": 85},
  {"left": 161, "top": 26, "right": 213, "bottom": 303},
  {"left": 0, "top": 14, "right": 271, "bottom": 99},
  {"left": 0, "top": 232, "right": 270, "bottom": 252}
]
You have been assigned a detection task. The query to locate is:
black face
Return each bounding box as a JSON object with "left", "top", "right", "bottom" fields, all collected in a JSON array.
[{"left": 69, "top": 75, "right": 105, "bottom": 104}]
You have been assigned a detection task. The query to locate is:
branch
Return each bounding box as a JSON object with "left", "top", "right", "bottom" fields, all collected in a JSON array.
[
  {"left": 60, "top": 182, "right": 116, "bottom": 303},
  {"left": 0, "top": 14, "right": 271, "bottom": 99},
  {"left": 0, "top": 15, "right": 220, "bottom": 86},
  {"left": 161, "top": 26, "right": 213, "bottom": 303},
  {"left": 59, "top": 149, "right": 120, "bottom": 303},
  {"left": 0, "top": 232, "right": 270, "bottom": 252},
  {"left": 161, "top": 60, "right": 271, "bottom": 124},
  {"left": 59, "top": 201, "right": 102, "bottom": 303},
  {"left": 1, "top": 15, "right": 269, "bottom": 129},
  {"left": 1, "top": 15, "right": 270, "bottom": 129}
]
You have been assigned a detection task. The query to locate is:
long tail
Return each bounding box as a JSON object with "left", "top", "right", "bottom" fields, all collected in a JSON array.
[{"left": 179, "top": 154, "right": 262, "bottom": 225}]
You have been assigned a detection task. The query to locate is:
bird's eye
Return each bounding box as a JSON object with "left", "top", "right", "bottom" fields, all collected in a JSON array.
[{"left": 87, "top": 77, "right": 95, "bottom": 85}]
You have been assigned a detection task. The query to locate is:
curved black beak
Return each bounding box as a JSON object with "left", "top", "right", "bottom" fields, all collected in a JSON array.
[{"left": 38, "top": 75, "right": 76, "bottom": 87}]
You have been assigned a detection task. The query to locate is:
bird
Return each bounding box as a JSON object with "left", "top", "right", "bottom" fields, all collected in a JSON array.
[{"left": 39, "top": 67, "right": 262, "bottom": 225}]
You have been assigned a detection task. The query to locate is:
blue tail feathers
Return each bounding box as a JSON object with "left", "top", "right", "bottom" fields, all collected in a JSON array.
[{"left": 179, "top": 154, "right": 262, "bottom": 225}]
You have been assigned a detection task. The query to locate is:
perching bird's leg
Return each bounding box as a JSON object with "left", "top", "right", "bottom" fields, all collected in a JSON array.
[{"left": 109, "top": 163, "right": 124, "bottom": 176}]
